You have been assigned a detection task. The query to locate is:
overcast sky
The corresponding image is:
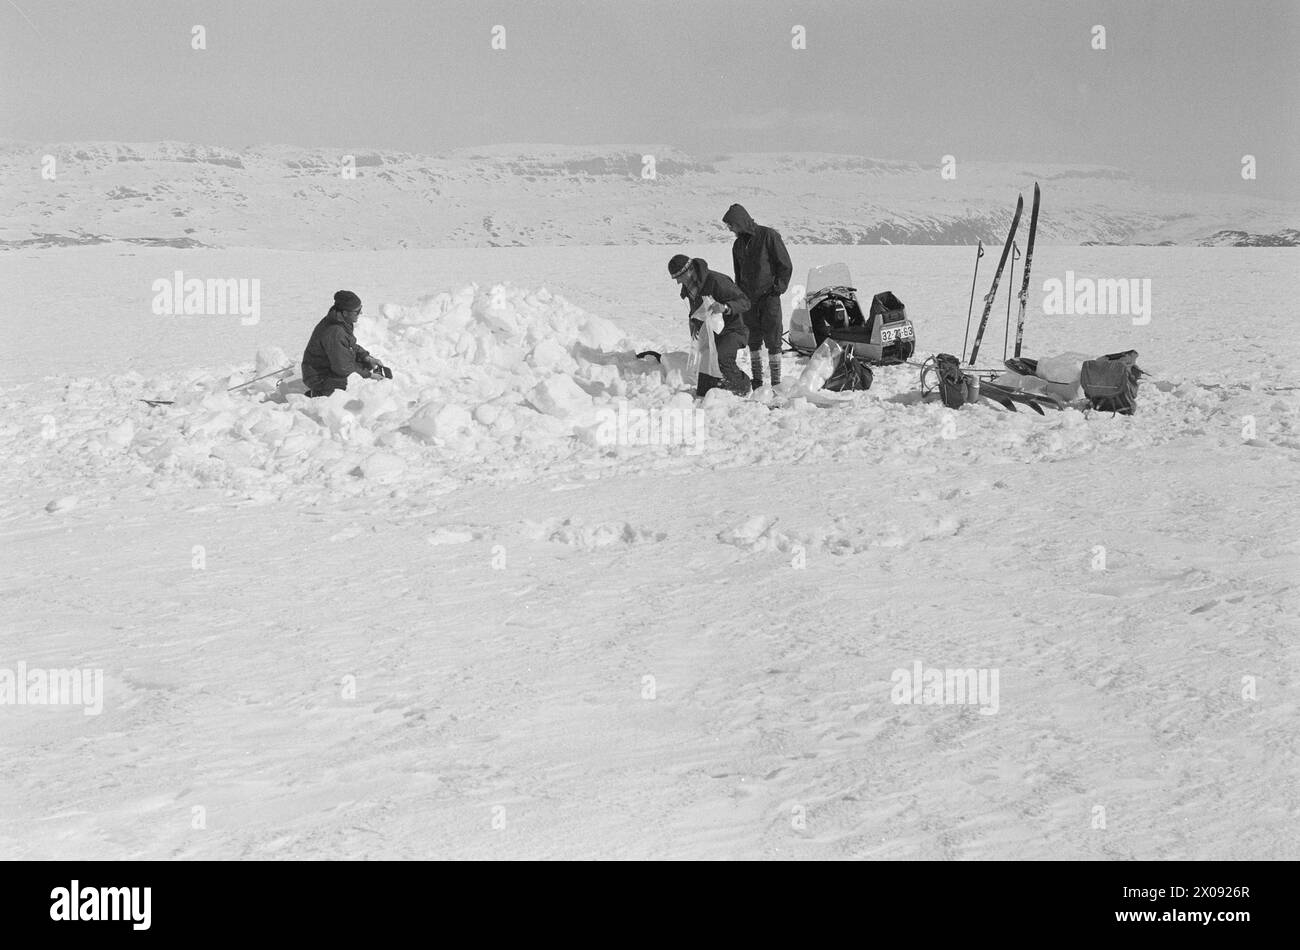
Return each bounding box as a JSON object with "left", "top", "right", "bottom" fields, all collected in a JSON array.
[{"left": 2, "top": 0, "right": 1296, "bottom": 199}]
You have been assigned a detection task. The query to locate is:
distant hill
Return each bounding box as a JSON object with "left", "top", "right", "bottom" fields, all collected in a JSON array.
[{"left": 1, "top": 141, "right": 1295, "bottom": 250}]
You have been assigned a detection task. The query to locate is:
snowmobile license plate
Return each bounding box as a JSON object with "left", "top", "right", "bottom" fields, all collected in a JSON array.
[{"left": 881, "top": 325, "right": 914, "bottom": 343}]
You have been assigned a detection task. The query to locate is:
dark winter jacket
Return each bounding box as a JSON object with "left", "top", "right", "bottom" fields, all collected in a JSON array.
[
  {"left": 680, "top": 258, "right": 751, "bottom": 337},
  {"left": 302, "top": 310, "right": 373, "bottom": 391},
  {"left": 724, "top": 204, "right": 793, "bottom": 304}
]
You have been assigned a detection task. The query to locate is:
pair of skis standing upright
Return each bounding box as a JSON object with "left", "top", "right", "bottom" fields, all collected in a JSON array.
[
  {"left": 964, "top": 182, "right": 1040, "bottom": 368},
  {"left": 957, "top": 183, "right": 1055, "bottom": 412}
]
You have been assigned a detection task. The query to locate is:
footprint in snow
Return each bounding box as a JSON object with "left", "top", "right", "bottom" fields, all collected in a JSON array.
[
  {"left": 426, "top": 525, "right": 487, "bottom": 545},
  {"left": 525, "top": 517, "right": 666, "bottom": 550}
]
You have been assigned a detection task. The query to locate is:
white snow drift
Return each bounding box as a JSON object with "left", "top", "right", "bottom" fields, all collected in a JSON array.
[{"left": 17, "top": 280, "right": 1300, "bottom": 511}]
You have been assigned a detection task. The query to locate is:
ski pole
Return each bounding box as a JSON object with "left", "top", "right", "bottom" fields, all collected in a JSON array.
[
  {"left": 142, "top": 364, "right": 297, "bottom": 406},
  {"left": 1003, "top": 242, "right": 1019, "bottom": 361},
  {"left": 961, "top": 241, "right": 984, "bottom": 363},
  {"left": 226, "top": 364, "right": 296, "bottom": 393}
]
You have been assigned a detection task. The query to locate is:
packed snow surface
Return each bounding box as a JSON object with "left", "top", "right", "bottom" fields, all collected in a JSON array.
[{"left": 3, "top": 245, "right": 1298, "bottom": 859}]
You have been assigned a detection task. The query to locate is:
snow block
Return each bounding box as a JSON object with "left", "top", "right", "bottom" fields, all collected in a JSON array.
[
  {"left": 528, "top": 375, "right": 593, "bottom": 418},
  {"left": 255, "top": 346, "right": 290, "bottom": 376},
  {"left": 357, "top": 452, "right": 406, "bottom": 483},
  {"left": 408, "top": 403, "right": 474, "bottom": 442},
  {"left": 529, "top": 338, "right": 575, "bottom": 374}
]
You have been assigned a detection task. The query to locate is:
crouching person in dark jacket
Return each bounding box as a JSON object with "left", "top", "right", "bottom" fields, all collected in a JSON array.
[
  {"left": 669, "top": 254, "right": 751, "bottom": 397},
  {"left": 301, "top": 290, "right": 384, "bottom": 396}
]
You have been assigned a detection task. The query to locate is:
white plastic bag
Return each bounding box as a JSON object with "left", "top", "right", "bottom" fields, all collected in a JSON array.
[
  {"left": 798, "top": 339, "right": 843, "bottom": 393},
  {"left": 1035, "top": 352, "right": 1090, "bottom": 401},
  {"left": 685, "top": 296, "right": 722, "bottom": 382}
]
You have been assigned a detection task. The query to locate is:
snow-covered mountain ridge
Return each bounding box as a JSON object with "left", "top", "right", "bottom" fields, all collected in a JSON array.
[{"left": 2, "top": 141, "right": 1294, "bottom": 250}]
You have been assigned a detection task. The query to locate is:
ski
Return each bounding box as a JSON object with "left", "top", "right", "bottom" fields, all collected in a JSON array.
[
  {"left": 1013, "top": 183, "right": 1041, "bottom": 359},
  {"left": 978, "top": 380, "right": 1045, "bottom": 414},
  {"left": 967, "top": 194, "right": 1024, "bottom": 366},
  {"left": 977, "top": 389, "right": 1018, "bottom": 412},
  {"left": 1002, "top": 241, "right": 1019, "bottom": 360},
  {"left": 976, "top": 379, "right": 1065, "bottom": 414}
]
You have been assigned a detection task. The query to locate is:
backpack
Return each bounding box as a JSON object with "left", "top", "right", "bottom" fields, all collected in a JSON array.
[
  {"left": 823, "top": 346, "right": 874, "bottom": 392},
  {"left": 1080, "top": 350, "right": 1144, "bottom": 414},
  {"left": 934, "top": 353, "right": 968, "bottom": 409}
]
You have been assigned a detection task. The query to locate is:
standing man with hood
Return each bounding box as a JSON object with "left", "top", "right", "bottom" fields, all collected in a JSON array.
[
  {"left": 301, "top": 290, "right": 386, "bottom": 396},
  {"left": 668, "top": 254, "right": 751, "bottom": 397},
  {"left": 723, "top": 204, "right": 793, "bottom": 392}
]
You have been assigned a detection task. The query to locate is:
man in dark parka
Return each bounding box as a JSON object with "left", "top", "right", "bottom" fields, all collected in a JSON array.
[
  {"left": 722, "top": 204, "right": 793, "bottom": 391},
  {"left": 301, "top": 290, "right": 384, "bottom": 396}
]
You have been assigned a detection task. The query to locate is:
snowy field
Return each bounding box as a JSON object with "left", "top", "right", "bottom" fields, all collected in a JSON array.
[{"left": 3, "top": 245, "right": 1298, "bottom": 859}]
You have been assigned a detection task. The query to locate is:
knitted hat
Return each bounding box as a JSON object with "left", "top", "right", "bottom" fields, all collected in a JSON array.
[
  {"left": 333, "top": 290, "right": 362, "bottom": 312},
  {"left": 668, "top": 255, "right": 691, "bottom": 279}
]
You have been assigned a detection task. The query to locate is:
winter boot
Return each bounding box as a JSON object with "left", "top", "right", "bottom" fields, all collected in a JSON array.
[
  {"left": 768, "top": 352, "right": 782, "bottom": 388},
  {"left": 749, "top": 351, "right": 764, "bottom": 392}
]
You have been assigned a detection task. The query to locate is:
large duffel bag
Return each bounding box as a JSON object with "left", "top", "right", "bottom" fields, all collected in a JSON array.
[
  {"left": 1080, "top": 350, "right": 1144, "bottom": 414},
  {"left": 823, "top": 347, "right": 874, "bottom": 392}
]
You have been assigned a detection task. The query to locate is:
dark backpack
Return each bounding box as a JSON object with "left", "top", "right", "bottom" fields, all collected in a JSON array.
[
  {"left": 823, "top": 347, "right": 874, "bottom": 392},
  {"left": 934, "top": 353, "right": 968, "bottom": 409},
  {"left": 1080, "top": 350, "right": 1144, "bottom": 414}
]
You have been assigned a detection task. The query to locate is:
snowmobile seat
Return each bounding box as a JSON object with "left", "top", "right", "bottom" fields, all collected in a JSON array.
[{"left": 809, "top": 292, "right": 866, "bottom": 346}]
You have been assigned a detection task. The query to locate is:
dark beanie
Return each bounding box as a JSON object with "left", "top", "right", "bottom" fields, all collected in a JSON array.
[
  {"left": 334, "top": 290, "right": 362, "bottom": 311},
  {"left": 668, "top": 254, "right": 690, "bottom": 278}
]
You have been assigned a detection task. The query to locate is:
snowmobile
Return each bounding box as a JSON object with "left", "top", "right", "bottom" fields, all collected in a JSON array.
[{"left": 788, "top": 263, "right": 915, "bottom": 363}]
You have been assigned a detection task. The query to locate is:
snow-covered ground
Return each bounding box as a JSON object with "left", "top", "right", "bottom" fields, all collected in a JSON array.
[{"left": 3, "top": 245, "right": 1298, "bottom": 859}]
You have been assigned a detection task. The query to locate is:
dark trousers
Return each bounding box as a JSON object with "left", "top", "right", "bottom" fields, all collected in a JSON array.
[
  {"left": 744, "top": 295, "right": 784, "bottom": 352},
  {"left": 695, "top": 328, "right": 751, "bottom": 397},
  {"left": 305, "top": 376, "right": 347, "bottom": 397}
]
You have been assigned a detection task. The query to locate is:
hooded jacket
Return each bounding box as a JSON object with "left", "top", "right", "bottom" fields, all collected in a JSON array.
[
  {"left": 679, "top": 258, "right": 751, "bottom": 336},
  {"left": 302, "top": 310, "right": 373, "bottom": 390},
  {"left": 723, "top": 204, "right": 793, "bottom": 304}
]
